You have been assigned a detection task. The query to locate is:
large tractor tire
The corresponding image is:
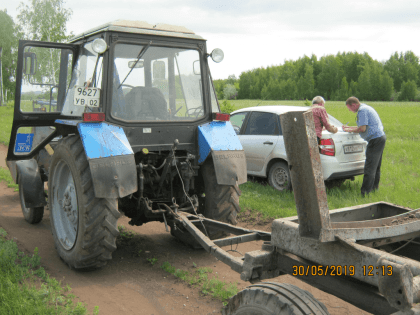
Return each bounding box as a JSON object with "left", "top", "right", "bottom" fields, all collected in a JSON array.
[
  {"left": 201, "top": 157, "right": 241, "bottom": 239},
  {"left": 224, "top": 282, "right": 330, "bottom": 315},
  {"left": 49, "top": 135, "right": 120, "bottom": 270}
]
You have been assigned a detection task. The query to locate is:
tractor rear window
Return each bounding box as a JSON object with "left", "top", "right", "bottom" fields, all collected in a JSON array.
[{"left": 111, "top": 43, "right": 205, "bottom": 121}]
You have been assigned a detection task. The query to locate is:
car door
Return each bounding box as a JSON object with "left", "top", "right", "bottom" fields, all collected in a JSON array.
[{"left": 240, "top": 111, "right": 279, "bottom": 174}]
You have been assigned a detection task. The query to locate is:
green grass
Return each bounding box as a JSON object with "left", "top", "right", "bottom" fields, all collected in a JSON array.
[
  {"left": 161, "top": 261, "right": 238, "bottom": 303},
  {"left": 229, "top": 100, "right": 420, "bottom": 218},
  {"left": 0, "top": 101, "right": 14, "bottom": 146},
  {"left": 0, "top": 228, "right": 98, "bottom": 315},
  {"left": 0, "top": 167, "right": 18, "bottom": 190}
]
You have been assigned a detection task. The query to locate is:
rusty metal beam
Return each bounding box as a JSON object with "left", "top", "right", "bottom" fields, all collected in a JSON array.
[{"left": 279, "top": 110, "right": 331, "bottom": 240}]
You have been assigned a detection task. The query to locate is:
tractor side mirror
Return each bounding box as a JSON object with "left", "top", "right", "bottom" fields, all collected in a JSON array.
[
  {"left": 23, "top": 52, "right": 37, "bottom": 76},
  {"left": 153, "top": 61, "right": 166, "bottom": 80},
  {"left": 193, "top": 60, "right": 200, "bottom": 75}
]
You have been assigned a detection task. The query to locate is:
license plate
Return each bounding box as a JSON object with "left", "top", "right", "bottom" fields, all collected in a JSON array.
[
  {"left": 74, "top": 86, "right": 100, "bottom": 107},
  {"left": 343, "top": 144, "right": 363, "bottom": 154}
]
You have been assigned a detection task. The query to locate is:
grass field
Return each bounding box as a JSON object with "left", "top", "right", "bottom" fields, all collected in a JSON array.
[
  {"left": 0, "top": 99, "right": 419, "bottom": 218},
  {"left": 0, "top": 228, "right": 96, "bottom": 315}
]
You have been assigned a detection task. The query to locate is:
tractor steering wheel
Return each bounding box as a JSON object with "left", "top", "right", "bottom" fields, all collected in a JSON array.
[{"left": 185, "top": 107, "right": 204, "bottom": 118}]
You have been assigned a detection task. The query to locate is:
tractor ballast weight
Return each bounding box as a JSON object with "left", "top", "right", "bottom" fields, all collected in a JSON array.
[{"left": 7, "top": 20, "right": 246, "bottom": 269}]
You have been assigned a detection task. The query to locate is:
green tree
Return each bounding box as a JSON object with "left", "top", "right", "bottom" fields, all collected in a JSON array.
[
  {"left": 317, "top": 55, "right": 344, "bottom": 99},
  {"left": 0, "top": 9, "right": 18, "bottom": 104},
  {"left": 226, "top": 74, "right": 237, "bottom": 85},
  {"left": 384, "top": 51, "right": 419, "bottom": 92},
  {"left": 399, "top": 80, "right": 417, "bottom": 101},
  {"left": 337, "top": 77, "right": 349, "bottom": 101},
  {"left": 17, "top": 0, "right": 73, "bottom": 42},
  {"left": 357, "top": 62, "right": 393, "bottom": 101},
  {"left": 223, "top": 84, "right": 237, "bottom": 100}
]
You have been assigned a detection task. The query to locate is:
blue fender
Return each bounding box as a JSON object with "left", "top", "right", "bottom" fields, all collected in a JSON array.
[
  {"left": 198, "top": 121, "right": 247, "bottom": 185},
  {"left": 57, "top": 121, "right": 138, "bottom": 199}
]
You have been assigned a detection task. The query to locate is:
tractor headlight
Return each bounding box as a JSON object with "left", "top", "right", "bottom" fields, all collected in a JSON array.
[
  {"left": 92, "top": 38, "right": 107, "bottom": 54},
  {"left": 210, "top": 48, "right": 224, "bottom": 63}
]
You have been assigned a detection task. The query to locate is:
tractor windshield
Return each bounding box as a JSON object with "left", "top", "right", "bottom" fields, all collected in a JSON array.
[{"left": 111, "top": 43, "right": 205, "bottom": 121}]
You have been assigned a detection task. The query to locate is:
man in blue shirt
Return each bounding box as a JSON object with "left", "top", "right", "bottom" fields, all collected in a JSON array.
[{"left": 342, "top": 97, "right": 386, "bottom": 197}]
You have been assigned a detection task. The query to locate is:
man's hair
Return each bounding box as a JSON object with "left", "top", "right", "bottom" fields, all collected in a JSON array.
[
  {"left": 312, "top": 96, "right": 325, "bottom": 105},
  {"left": 346, "top": 96, "right": 360, "bottom": 105}
]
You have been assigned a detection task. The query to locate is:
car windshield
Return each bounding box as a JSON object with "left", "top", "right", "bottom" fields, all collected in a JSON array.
[{"left": 111, "top": 43, "right": 205, "bottom": 121}]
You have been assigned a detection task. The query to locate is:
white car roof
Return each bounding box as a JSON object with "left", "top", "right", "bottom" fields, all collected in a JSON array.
[{"left": 231, "top": 105, "right": 309, "bottom": 115}]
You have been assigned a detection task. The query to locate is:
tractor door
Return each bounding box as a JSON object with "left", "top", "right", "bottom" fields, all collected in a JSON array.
[{"left": 7, "top": 40, "right": 78, "bottom": 162}]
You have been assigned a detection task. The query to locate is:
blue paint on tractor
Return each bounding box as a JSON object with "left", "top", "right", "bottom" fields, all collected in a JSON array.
[
  {"left": 197, "top": 121, "right": 242, "bottom": 163},
  {"left": 15, "top": 133, "right": 34, "bottom": 153},
  {"left": 77, "top": 122, "right": 133, "bottom": 159}
]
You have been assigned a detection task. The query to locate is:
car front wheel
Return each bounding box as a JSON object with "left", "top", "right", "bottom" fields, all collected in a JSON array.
[{"left": 268, "top": 161, "right": 292, "bottom": 191}]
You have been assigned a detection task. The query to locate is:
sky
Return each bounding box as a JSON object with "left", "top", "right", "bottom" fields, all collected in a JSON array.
[{"left": 2, "top": 0, "right": 420, "bottom": 80}]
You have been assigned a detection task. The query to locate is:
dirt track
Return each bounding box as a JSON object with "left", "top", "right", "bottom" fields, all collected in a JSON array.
[{"left": 0, "top": 144, "right": 369, "bottom": 315}]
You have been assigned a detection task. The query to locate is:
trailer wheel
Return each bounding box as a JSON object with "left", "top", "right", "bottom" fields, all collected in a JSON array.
[
  {"left": 224, "top": 282, "right": 330, "bottom": 315},
  {"left": 49, "top": 135, "right": 120, "bottom": 270},
  {"left": 19, "top": 179, "right": 44, "bottom": 224},
  {"left": 201, "top": 157, "right": 241, "bottom": 239}
]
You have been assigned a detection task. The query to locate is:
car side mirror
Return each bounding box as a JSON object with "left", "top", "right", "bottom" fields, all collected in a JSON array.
[{"left": 23, "top": 52, "right": 37, "bottom": 76}]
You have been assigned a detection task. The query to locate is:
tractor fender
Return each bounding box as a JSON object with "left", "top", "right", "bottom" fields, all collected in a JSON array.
[
  {"left": 197, "top": 121, "right": 247, "bottom": 186},
  {"left": 14, "top": 159, "right": 47, "bottom": 208},
  {"left": 77, "top": 122, "right": 137, "bottom": 198}
]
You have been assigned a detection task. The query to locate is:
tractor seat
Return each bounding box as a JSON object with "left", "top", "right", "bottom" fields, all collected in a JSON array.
[{"left": 124, "top": 87, "right": 167, "bottom": 120}]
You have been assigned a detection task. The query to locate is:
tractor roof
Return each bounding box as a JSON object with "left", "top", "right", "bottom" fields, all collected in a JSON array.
[{"left": 70, "top": 20, "right": 204, "bottom": 42}]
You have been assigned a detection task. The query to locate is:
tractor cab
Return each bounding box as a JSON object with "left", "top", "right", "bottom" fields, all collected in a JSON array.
[{"left": 8, "top": 20, "right": 223, "bottom": 161}]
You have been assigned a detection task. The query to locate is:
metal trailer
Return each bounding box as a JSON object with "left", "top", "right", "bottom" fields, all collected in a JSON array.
[{"left": 174, "top": 110, "right": 420, "bottom": 315}]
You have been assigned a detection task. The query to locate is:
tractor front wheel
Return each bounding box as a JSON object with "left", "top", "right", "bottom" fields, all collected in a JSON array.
[{"left": 49, "top": 135, "right": 120, "bottom": 270}]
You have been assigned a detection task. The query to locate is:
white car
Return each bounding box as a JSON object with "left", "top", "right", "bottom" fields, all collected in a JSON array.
[{"left": 230, "top": 105, "right": 367, "bottom": 191}]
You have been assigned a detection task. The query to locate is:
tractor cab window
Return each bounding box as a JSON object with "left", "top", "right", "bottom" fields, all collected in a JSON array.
[
  {"left": 111, "top": 43, "right": 205, "bottom": 121},
  {"left": 61, "top": 41, "right": 103, "bottom": 116},
  {"left": 19, "top": 46, "right": 73, "bottom": 113}
]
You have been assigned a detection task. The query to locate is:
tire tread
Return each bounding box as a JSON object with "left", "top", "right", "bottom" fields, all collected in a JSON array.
[{"left": 49, "top": 135, "right": 120, "bottom": 270}]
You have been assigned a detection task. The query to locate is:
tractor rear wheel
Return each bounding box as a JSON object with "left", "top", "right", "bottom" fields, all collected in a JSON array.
[
  {"left": 49, "top": 135, "right": 120, "bottom": 270},
  {"left": 224, "top": 282, "right": 330, "bottom": 315},
  {"left": 201, "top": 157, "right": 241, "bottom": 239}
]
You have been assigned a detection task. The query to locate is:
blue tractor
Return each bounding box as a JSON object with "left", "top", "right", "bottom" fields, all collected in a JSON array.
[{"left": 7, "top": 20, "right": 246, "bottom": 269}]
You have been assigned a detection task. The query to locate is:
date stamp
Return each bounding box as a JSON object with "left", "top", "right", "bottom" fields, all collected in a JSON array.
[{"left": 292, "top": 265, "right": 393, "bottom": 277}]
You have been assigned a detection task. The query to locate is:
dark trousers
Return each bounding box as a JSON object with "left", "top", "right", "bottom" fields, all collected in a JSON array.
[{"left": 361, "top": 135, "right": 386, "bottom": 196}]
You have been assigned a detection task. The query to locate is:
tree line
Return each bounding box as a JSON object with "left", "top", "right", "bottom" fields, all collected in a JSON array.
[
  {"left": 0, "top": 0, "right": 72, "bottom": 105},
  {"left": 214, "top": 51, "right": 420, "bottom": 102}
]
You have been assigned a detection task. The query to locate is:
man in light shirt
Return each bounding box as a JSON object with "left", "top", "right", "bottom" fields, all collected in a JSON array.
[{"left": 342, "top": 96, "right": 386, "bottom": 197}]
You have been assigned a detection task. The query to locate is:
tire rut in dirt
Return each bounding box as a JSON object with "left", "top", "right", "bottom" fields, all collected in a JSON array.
[
  {"left": 224, "top": 282, "right": 330, "bottom": 315},
  {"left": 49, "top": 135, "right": 120, "bottom": 270}
]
